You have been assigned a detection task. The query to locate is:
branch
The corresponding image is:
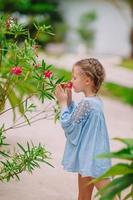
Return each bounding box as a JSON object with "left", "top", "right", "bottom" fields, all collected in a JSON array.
[
  {"left": 4, "top": 113, "right": 54, "bottom": 131},
  {"left": 4, "top": 105, "right": 54, "bottom": 132}
]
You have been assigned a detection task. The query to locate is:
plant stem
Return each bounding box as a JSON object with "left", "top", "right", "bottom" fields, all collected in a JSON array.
[
  {"left": 0, "top": 95, "right": 34, "bottom": 116},
  {"left": 0, "top": 44, "right": 2, "bottom": 68},
  {"left": 4, "top": 103, "right": 54, "bottom": 132},
  {"left": 4, "top": 113, "right": 54, "bottom": 131},
  {"left": 131, "top": 184, "right": 133, "bottom": 200}
]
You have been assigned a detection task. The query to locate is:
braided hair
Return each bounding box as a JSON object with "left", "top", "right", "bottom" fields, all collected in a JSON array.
[{"left": 74, "top": 58, "right": 105, "bottom": 93}]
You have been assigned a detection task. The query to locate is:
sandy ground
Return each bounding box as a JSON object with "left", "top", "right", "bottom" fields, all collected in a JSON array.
[{"left": 0, "top": 91, "right": 133, "bottom": 200}]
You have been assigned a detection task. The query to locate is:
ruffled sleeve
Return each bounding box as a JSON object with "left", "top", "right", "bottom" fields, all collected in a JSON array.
[{"left": 60, "top": 100, "right": 92, "bottom": 145}]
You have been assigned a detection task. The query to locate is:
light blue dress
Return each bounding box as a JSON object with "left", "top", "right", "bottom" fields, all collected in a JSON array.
[{"left": 60, "top": 96, "right": 112, "bottom": 178}]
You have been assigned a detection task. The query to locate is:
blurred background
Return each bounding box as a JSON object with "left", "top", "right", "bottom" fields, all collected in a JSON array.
[
  {"left": 0, "top": 0, "right": 133, "bottom": 200},
  {"left": 0, "top": 0, "right": 132, "bottom": 56}
]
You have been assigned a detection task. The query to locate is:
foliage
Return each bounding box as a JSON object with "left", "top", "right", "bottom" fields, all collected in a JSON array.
[
  {"left": 0, "top": 0, "right": 61, "bottom": 16},
  {"left": 0, "top": 126, "right": 53, "bottom": 182},
  {"left": 77, "top": 11, "right": 97, "bottom": 48},
  {"left": 0, "top": 0, "right": 65, "bottom": 45},
  {"left": 0, "top": 15, "right": 65, "bottom": 182},
  {"left": 90, "top": 138, "right": 133, "bottom": 200},
  {"left": 0, "top": 16, "right": 64, "bottom": 119},
  {"left": 101, "top": 82, "right": 133, "bottom": 106},
  {"left": 120, "top": 58, "right": 133, "bottom": 70}
]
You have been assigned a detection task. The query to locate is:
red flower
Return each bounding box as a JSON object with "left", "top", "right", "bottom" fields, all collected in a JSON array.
[
  {"left": 11, "top": 66, "right": 22, "bottom": 75},
  {"left": 61, "top": 81, "right": 73, "bottom": 89},
  {"left": 66, "top": 81, "right": 73, "bottom": 89},
  {"left": 44, "top": 70, "right": 52, "bottom": 78}
]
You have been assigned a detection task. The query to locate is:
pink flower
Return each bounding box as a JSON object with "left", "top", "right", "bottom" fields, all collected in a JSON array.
[
  {"left": 44, "top": 70, "right": 52, "bottom": 78},
  {"left": 11, "top": 66, "right": 22, "bottom": 75}
]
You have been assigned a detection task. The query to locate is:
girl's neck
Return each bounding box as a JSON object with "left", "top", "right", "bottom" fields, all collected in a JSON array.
[{"left": 84, "top": 90, "right": 97, "bottom": 97}]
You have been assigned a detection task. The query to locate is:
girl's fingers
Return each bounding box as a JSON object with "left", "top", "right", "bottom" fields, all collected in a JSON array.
[
  {"left": 66, "top": 88, "right": 72, "bottom": 95},
  {"left": 59, "top": 84, "right": 66, "bottom": 93},
  {"left": 56, "top": 84, "right": 63, "bottom": 91},
  {"left": 55, "top": 85, "right": 61, "bottom": 94},
  {"left": 55, "top": 84, "right": 65, "bottom": 98}
]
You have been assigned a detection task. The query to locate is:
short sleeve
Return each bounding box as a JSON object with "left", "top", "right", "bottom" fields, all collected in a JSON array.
[{"left": 60, "top": 100, "right": 92, "bottom": 145}]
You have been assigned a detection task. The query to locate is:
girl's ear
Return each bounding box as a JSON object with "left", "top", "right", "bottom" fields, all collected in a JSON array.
[{"left": 85, "top": 77, "right": 91, "bottom": 85}]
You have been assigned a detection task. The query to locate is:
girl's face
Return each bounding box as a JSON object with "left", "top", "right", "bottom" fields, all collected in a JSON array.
[{"left": 71, "top": 66, "right": 90, "bottom": 93}]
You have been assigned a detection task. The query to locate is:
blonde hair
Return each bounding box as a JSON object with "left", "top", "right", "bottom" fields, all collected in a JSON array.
[{"left": 74, "top": 58, "right": 105, "bottom": 93}]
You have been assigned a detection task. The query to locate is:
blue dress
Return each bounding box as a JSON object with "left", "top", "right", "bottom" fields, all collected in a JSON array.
[{"left": 60, "top": 96, "right": 112, "bottom": 178}]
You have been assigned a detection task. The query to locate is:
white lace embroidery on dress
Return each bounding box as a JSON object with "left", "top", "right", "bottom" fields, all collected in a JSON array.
[{"left": 71, "top": 100, "right": 91, "bottom": 124}]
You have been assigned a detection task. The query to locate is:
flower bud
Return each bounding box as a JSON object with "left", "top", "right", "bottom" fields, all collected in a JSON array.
[{"left": 44, "top": 70, "right": 52, "bottom": 78}]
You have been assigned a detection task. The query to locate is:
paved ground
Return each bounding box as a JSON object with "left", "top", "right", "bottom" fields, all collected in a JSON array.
[{"left": 0, "top": 53, "right": 133, "bottom": 200}]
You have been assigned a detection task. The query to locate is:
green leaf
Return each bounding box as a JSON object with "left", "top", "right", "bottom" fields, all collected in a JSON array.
[
  {"left": 42, "top": 59, "right": 46, "bottom": 70},
  {"left": 27, "top": 142, "right": 30, "bottom": 152},
  {"left": 55, "top": 76, "right": 65, "bottom": 84},
  {"left": 46, "top": 64, "right": 53, "bottom": 70},
  {"left": 98, "top": 148, "right": 133, "bottom": 161},
  {"left": 7, "top": 87, "right": 26, "bottom": 117},
  {"left": 23, "top": 114, "right": 31, "bottom": 126},
  {"left": 18, "top": 81, "right": 36, "bottom": 94},
  {"left": 17, "top": 143, "right": 27, "bottom": 154},
  {"left": 8, "top": 89, "right": 18, "bottom": 121},
  {"left": 39, "top": 159, "right": 54, "bottom": 168},
  {"left": 113, "top": 138, "right": 133, "bottom": 148},
  {"left": 44, "top": 92, "right": 55, "bottom": 100},
  {"left": 96, "top": 174, "right": 133, "bottom": 200},
  {"left": 18, "top": 99, "right": 25, "bottom": 115},
  {"left": 14, "top": 173, "right": 20, "bottom": 181},
  {"left": 32, "top": 161, "right": 40, "bottom": 168},
  {"left": 90, "top": 163, "right": 133, "bottom": 184},
  {"left": 1, "top": 160, "right": 9, "bottom": 167},
  {"left": 0, "top": 151, "right": 10, "bottom": 158}
]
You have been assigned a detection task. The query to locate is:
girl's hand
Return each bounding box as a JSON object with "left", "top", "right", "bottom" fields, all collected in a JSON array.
[
  {"left": 66, "top": 88, "right": 72, "bottom": 106},
  {"left": 60, "top": 81, "right": 72, "bottom": 106},
  {"left": 55, "top": 84, "right": 68, "bottom": 108}
]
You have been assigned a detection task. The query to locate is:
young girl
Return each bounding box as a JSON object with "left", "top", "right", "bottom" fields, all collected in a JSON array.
[{"left": 55, "top": 58, "right": 117, "bottom": 200}]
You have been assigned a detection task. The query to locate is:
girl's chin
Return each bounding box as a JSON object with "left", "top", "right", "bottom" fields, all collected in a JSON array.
[{"left": 73, "top": 88, "right": 80, "bottom": 93}]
